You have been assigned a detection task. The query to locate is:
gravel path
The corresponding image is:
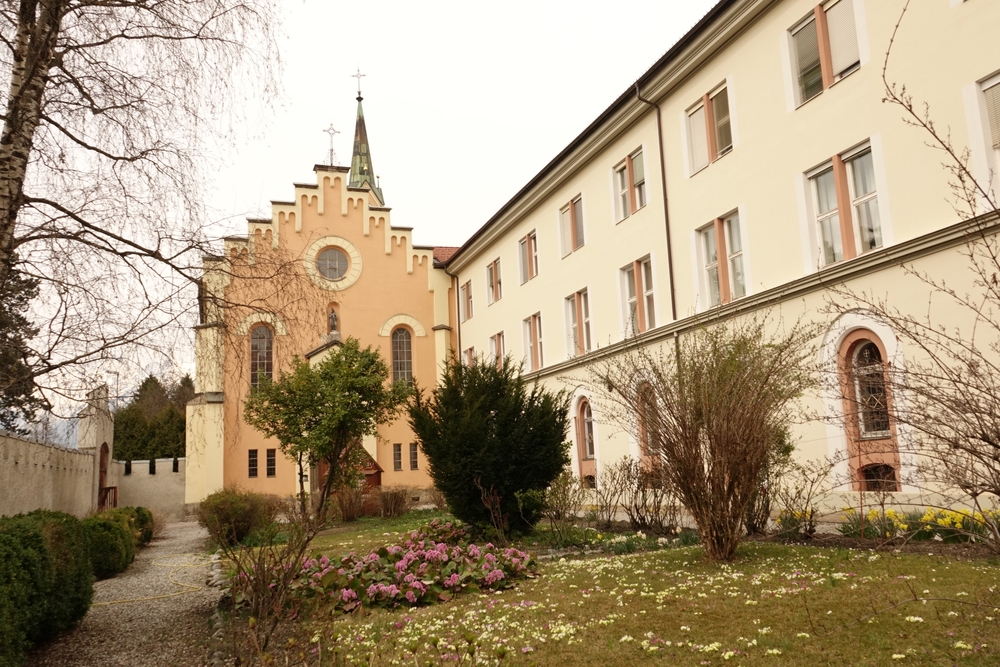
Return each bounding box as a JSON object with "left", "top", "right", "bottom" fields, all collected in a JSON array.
[{"left": 29, "top": 521, "right": 222, "bottom": 667}]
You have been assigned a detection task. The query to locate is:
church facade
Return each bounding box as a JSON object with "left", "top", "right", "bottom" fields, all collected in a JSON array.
[
  {"left": 187, "top": 0, "right": 1000, "bottom": 506},
  {"left": 185, "top": 95, "right": 455, "bottom": 504}
]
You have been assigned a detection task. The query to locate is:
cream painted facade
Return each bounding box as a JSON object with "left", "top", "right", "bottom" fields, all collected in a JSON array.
[
  {"left": 185, "top": 97, "right": 455, "bottom": 503},
  {"left": 446, "top": 0, "right": 1000, "bottom": 496},
  {"left": 189, "top": 0, "right": 1000, "bottom": 506}
]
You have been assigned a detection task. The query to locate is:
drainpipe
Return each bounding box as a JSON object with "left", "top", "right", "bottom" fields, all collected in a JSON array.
[{"left": 635, "top": 83, "right": 678, "bottom": 324}]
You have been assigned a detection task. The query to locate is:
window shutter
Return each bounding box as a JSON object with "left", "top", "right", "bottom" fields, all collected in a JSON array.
[
  {"left": 985, "top": 82, "right": 1000, "bottom": 148},
  {"left": 792, "top": 19, "right": 822, "bottom": 102},
  {"left": 632, "top": 153, "right": 644, "bottom": 187},
  {"left": 826, "top": 0, "right": 860, "bottom": 77}
]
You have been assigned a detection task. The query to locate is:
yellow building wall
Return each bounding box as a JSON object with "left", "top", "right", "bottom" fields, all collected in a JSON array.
[{"left": 188, "top": 166, "right": 451, "bottom": 502}]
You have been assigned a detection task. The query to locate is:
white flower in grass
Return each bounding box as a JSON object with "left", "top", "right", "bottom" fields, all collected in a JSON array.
[
  {"left": 766, "top": 649, "right": 782, "bottom": 655},
  {"left": 797, "top": 632, "right": 810, "bottom": 638},
  {"left": 619, "top": 635, "right": 634, "bottom": 643},
  {"left": 680, "top": 626, "right": 691, "bottom": 632},
  {"left": 891, "top": 654, "right": 906, "bottom": 660},
  {"left": 953, "top": 640, "right": 973, "bottom": 650},
  {"left": 723, "top": 651, "right": 736, "bottom": 660},
  {"left": 904, "top": 616, "right": 923, "bottom": 623}
]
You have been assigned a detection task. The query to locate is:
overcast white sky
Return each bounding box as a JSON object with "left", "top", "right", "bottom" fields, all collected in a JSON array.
[{"left": 207, "top": 0, "right": 720, "bottom": 248}]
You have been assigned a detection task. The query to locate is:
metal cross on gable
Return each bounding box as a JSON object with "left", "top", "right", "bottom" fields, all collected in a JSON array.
[
  {"left": 351, "top": 67, "right": 366, "bottom": 98},
  {"left": 323, "top": 124, "right": 340, "bottom": 166}
]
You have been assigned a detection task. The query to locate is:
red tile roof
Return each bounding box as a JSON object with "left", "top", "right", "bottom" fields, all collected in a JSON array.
[{"left": 433, "top": 246, "right": 460, "bottom": 264}]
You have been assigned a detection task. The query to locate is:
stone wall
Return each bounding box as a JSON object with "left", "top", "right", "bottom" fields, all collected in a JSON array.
[
  {"left": 113, "top": 458, "right": 187, "bottom": 521},
  {"left": 0, "top": 432, "right": 98, "bottom": 517}
]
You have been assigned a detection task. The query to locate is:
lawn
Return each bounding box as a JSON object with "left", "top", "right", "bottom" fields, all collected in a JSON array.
[{"left": 299, "top": 513, "right": 1000, "bottom": 666}]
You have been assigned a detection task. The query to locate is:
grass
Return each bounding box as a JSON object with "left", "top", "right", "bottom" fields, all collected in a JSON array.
[{"left": 298, "top": 513, "right": 1000, "bottom": 666}]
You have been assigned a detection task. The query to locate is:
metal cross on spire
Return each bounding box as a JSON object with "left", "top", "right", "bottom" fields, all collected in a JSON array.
[
  {"left": 323, "top": 124, "right": 340, "bottom": 166},
  {"left": 351, "top": 67, "right": 366, "bottom": 99}
]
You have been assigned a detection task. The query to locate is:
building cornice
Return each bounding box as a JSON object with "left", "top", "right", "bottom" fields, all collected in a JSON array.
[{"left": 526, "top": 212, "right": 1000, "bottom": 381}]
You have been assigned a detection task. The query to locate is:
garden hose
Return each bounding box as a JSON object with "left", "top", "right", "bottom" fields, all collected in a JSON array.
[{"left": 91, "top": 553, "right": 207, "bottom": 607}]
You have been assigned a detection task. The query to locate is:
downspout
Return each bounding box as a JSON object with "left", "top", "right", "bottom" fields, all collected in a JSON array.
[{"left": 635, "top": 83, "right": 678, "bottom": 324}]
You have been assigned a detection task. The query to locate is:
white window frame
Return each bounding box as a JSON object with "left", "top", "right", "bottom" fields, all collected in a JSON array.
[
  {"left": 788, "top": 0, "right": 861, "bottom": 108},
  {"left": 522, "top": 312, "right": 543, "bottom": 371},
  {"left": 489, "top": 331, "right": 505, "bottom": 367},
  {"left": 564, "top": 289, "right": 591, "bottom": 358},
  {"left": 843, "top": 145, "right": 882, "bottom": 255}
]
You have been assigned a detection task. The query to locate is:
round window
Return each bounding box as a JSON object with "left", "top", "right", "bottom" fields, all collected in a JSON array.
[{"left": 317, "top": 247, "right": 349, "bottom": 281}]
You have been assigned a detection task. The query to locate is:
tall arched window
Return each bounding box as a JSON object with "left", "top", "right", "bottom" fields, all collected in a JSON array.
[
  {"left": 576, "top": 397, "right": 596, "bottom": 487},
  {"left": 250, "top": 325, "right": 273, "bottom": 388},
  {"left": 840, "top": 330, "right": 899, "bottom": 491},
  {"left": 637, "top": 382, "right": 657, "bottom": 461},
  {"left": 391, "top": 327, "right": 413, "bottom": 384}
]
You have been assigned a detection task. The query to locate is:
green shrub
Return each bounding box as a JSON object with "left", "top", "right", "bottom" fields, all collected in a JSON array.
[
  {"left": 409, "top": 356, "right": 570, "bottom": 535},
  {"left": 22, "top": 511, "right": 93, "bottom": 639},
  {"left": 196, "top": 488, "right": 282, "bottom": 547},
  {"left": 0, "top": 511, "right": 94, "bottom": 667},
  {"left": 83, "top": 515, "right": 133, "bottom": 579},
  {"left": 131, "top": 507, "right": 155, "bottom": 546}
]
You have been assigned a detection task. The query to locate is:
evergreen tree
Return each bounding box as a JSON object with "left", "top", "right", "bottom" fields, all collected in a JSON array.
[
  {"left": 0, "top": 260, "right": 46, "bottom": 433},
  {"left": 113, "top": 374, "right": 191, "bottom": 460},
  {"left": 409, "top": 356, "right": 571, "bottom": 535}
]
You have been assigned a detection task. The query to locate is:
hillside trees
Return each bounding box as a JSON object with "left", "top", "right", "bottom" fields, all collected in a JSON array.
[
  {"left": 112, "top": 375, "right": 193, "bottom": 461},
  {"left": 0, "top": 0, "right": 281, "bottom": 420}
]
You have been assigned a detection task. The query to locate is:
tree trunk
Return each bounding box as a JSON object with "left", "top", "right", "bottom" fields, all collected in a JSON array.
[{"left": 0, "top": 0, "right": 67, "bottom": 288}]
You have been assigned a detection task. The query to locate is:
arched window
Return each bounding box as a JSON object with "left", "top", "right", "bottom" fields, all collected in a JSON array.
[
  {"left": 250, "top": 325, "right": 273, "bottom": 388},
  {"left": 637, "top": 382, "right": 657, "bottom": 459},
  {"left": 576, "top": 397, "right": 597, "bottom": 486},
  {"left": 840, "top": 330, "right": 899, "bottom": 491},
  {"left": 391, "top": 328, "right": 413, "bottom": 384},
  {"left": 853, "top": 342, "right": 890, "bottom": 437}
]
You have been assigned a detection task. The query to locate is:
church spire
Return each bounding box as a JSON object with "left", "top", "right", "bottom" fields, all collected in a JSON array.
[{"left": 348, "top": 69, "right": 384, "bottom": 206}]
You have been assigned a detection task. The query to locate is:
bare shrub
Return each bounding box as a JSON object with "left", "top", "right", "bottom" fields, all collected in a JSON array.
[
  {"left": 149, "top": 510, "right": 168, "bottom": 541},
  {"left": 618, "top": 458, "right": 683, "bottom": 536},
  {"left": 379, "top": 487, "right": 415, "bottom": 519},
  {"left": 541, "top": 468, "right": 587, "bottom": 541},
  {"left": 591, "top": 317, "right": 818, "bottom": 561},
  {"left": 745, "top": 429, "right": 795, "bottom": 535},
  {"left": 594, "top": 462, "right": 630, "bottom": 529},
  {"left": 428, "top": 486, "right": 449, "bottom": 512},
  {"left": 774, "top": 457, "right": 837, "bottom": 539},
  {"left": 221, "top": 500, "right": 326, "bottom": 666},
  {"left": 335, "top": 487, "right": 366, "bottom": 523}
]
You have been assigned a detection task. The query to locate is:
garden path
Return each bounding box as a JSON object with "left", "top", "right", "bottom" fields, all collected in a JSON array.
[{"left": 29, "top": 521, "right": 221, "bottom": 667}]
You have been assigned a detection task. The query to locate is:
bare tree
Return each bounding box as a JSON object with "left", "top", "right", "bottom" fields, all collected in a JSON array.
[
  {"left": 0, "top": 0, "right": 282, "bottom": 415},
  {"left": 590, "top": 317, "right": 818, "bottom": 561}
]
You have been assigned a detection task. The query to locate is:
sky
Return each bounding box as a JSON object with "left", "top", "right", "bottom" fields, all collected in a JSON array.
[{"left": 207, "top": 0, "right": 721, "bottom": 249}]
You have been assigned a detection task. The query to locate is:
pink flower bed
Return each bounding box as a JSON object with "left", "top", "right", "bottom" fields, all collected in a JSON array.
[{"left": 294, "top": 520, "right": 536, "bottom": 612}]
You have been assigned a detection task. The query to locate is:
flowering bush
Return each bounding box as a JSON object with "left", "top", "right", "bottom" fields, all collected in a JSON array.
[
  {"left": 915, "top": 508, "right": 999, "bottom": 543},
  {"left": 838, "top": 507, "right": 908, "bottom": 539},
  {"left": 293, "top": 520, "right": 536, "bottom": 612},
  {"left": 776, "top": 508, "right": 817, "bottom": 539}
]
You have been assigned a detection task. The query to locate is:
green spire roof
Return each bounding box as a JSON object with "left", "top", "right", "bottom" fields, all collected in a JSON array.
[{"left": 348, "top": 95, "right": 384, "bottom": 206}]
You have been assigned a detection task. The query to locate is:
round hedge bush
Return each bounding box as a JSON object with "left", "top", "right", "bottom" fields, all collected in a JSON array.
[{"left": 82, "top": 515, "right": 133, "bottom": 580}]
